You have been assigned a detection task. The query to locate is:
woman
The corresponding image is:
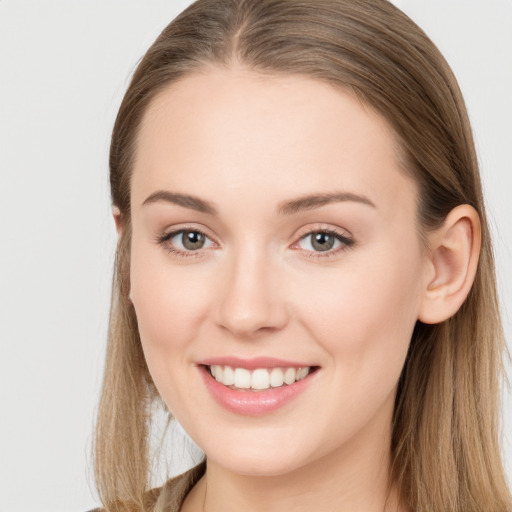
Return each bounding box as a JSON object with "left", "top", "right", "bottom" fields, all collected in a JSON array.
[{"left": 91, "top": 1, "right": 512, "bottom": 511}]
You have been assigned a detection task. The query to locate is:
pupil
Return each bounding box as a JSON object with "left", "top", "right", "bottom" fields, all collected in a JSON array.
[
  {"left": 312, "top": 232, "right": 334, "bottom": 252},
  {"left": 183, "top": 231, "right": 204, "bottom": 250}
]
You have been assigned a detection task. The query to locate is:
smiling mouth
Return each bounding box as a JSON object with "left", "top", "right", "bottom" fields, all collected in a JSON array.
[{"left": 205, "top": 365, "right": 319, "bottom": 391}]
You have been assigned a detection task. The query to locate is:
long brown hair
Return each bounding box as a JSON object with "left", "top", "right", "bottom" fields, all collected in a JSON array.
[{"left": 92, "top": 1, "right": 511, "bottom": 510}]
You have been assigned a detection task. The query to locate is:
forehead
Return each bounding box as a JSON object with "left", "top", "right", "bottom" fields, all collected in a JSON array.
[{"left": 131, "top": 66, "right": 417, "bottom": 219}]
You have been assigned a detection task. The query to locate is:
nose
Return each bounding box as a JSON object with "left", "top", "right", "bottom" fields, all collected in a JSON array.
[{"left": 213, "top": 246, "right": 289, "bottom": 339}]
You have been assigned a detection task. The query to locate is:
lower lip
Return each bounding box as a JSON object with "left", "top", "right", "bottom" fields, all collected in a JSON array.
[{"left": 198, "top": 365, "right": 317, "bottom": 416}]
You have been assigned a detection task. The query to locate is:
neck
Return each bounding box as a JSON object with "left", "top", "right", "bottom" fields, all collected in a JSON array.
[
  {"left": 204, "top": 451, "right": 397, "bottom": 512},
  {"left": 184, "top": 403, "right": 407, "bottom": 512}
]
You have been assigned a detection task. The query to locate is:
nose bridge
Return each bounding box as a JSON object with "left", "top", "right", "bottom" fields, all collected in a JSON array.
[{"left": 214, "top": 239, "right": 288, "bottom": 338}]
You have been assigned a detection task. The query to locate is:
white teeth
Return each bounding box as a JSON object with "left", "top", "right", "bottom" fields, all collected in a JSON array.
[
  {"left": 209, "top": 365, "right": 312, "bottom": 390},
  {"left": 283, "top": 367, "right": 296, "bottom": 385},
  {"left": 234, "top": 368, "right": 251, "bottom": 389},
  {"left": 251, "top": 369, "right": 270, "bottom": 390},
  {"left": 297, "top": 367, "right": 309, "bottom": 381},
  {"left": 223, "top": 365, "right": 235, "bottom": 386},
  {"left": 270, "top": 367, "right": 284, "bottom": 387},
  {"left": 212, "top": 365, "right": 223, "bottom": 382}
]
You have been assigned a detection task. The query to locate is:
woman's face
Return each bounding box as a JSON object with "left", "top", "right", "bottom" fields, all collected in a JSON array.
[{"left": 129, "top": 67, "right": 430, "bottom": 476}]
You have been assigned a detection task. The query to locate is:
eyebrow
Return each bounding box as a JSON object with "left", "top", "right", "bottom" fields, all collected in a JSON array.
[
  {"left": 277, "top": 191, "right": 375, "bottom": 215},
  {"left": 142, "top": 190, "right": 217, "bottom": 214},
  {"left": 141, "top": 190, "right": 376, "bottom": 215}
]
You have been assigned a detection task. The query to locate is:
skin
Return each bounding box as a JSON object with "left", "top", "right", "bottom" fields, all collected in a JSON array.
[{"left": 123, "top": 66, "right": 480, "bottom": 512}]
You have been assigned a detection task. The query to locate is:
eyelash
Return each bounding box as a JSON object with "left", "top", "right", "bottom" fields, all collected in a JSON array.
[
  {"left": 296, "top": 228, "right": 354, "bottom": 259},
  {"left": 156, "top": 226, "right": 354, "bottom": 261},
  {"left": 156, "top": 228, "right": 213, "bottom": 260}
]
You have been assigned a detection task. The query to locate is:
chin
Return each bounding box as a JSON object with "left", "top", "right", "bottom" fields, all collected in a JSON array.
[
  {"left": 212, "top": 454, "right": 306, "bottom": 477},
  {"left": 200, "top": 437, "right": 316, "bottom": 477}
]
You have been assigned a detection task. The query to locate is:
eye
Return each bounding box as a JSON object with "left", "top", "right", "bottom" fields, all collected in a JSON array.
[
  {"left": 157, "top": 228, "right": 215, "bottom": 259},
  {"left": 294, "top": 229, "right": 354, "bottom": 259},
  {"left": 156, "top": 226, "right": 353, "bottom": 260}
]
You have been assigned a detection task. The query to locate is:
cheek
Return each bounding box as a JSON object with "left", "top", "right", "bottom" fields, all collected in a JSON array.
[
  {"left": 130, "top": 237, "right": 210, "bottom": 339},
  {"left": 128, "top": 236, "right": 213, "bottom": 399},
  {"left": 294, "top": 243, "right": 423, "bottom": 387},
  {"left": 279, "top": 245, "right": 424, "bottom": 447},
  {"left": 129, "top": 257, "right": 217, "bottom": 422}
]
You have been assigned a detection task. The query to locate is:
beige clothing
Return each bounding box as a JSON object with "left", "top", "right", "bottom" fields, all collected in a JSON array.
[
  {"left": 88, "top": 461, "right": 206, "bottom": 512},
  {"left": 154, "top": 461, "right": 206, "bottom": 511}
]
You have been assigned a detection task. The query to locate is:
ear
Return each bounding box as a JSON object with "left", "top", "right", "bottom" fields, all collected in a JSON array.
[
  {"left": 418, "top": 204, "right": 481, "bottom": 324},
  {"left": 112, "top": 205, "right": 123, "bottom": 236},
  {"left": 112, "top": 205, "right": 133, "bottom": 301}
]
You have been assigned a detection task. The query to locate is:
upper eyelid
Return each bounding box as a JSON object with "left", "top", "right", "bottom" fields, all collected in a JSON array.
[
  {"left": 159, "top": 223, "right": 352, "bottom": 238},
  {"left": 294, "top": 224, "right": 352, "bottom": 240},
  {"left": 160, "top": 224, "right": 216, "bottom": 240}
]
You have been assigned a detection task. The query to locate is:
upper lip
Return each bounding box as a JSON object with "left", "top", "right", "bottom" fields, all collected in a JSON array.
[{"left": 198, "top": 356, "right": 317, "bottom": 370}]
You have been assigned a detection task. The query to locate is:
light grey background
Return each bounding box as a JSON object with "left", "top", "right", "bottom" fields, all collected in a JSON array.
[{"left": 0, "top": 1, "right": 510, "bottom": 511}]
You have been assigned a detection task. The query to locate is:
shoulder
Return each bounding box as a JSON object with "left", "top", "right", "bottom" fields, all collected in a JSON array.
[{"left": 86, "top": 460, "right": 206, "bottom": 512}]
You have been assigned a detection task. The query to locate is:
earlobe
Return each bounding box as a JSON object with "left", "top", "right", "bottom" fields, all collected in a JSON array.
[
  {"left": 112, "top": 205, "right": 123, "bottom": 236},
  {"left": 418, "top": 204, "right": 481, "bottom": 324}
]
